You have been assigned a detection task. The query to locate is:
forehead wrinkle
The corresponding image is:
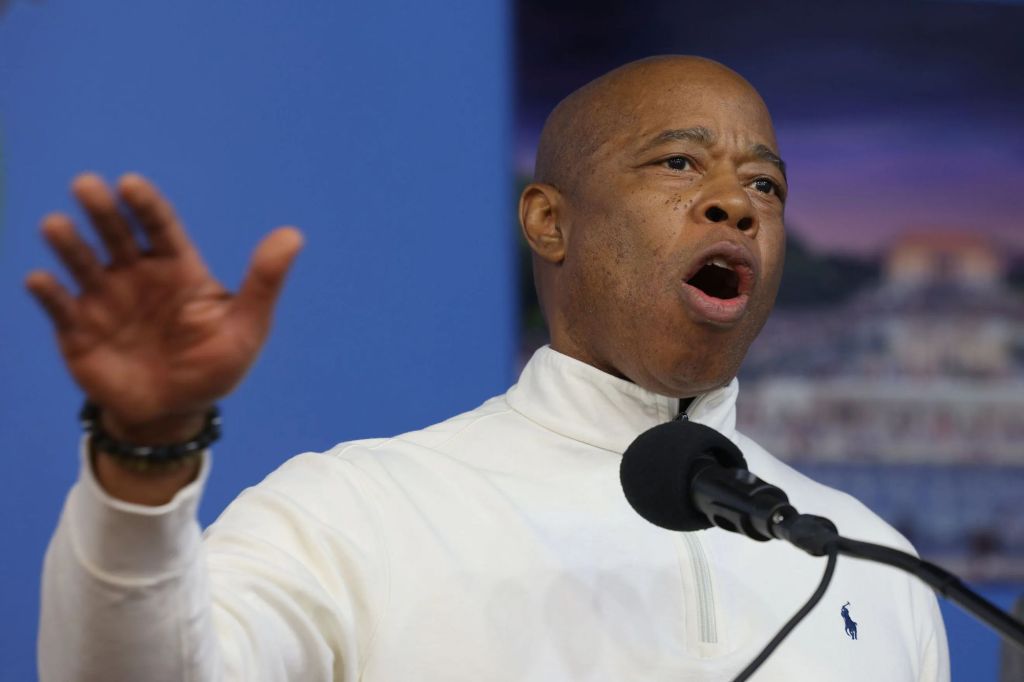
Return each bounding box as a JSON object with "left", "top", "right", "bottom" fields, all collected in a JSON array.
[
  {"left": 638, "top": 126, "right": 716, "bottom": 154},
  {"left": 534, "top": 56, "right": 778, "bottom": 194}
]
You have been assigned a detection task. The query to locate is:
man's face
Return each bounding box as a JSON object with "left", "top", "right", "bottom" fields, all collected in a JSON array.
[{"left": 555, "top": 65, "right": 787, "bottom": 397}]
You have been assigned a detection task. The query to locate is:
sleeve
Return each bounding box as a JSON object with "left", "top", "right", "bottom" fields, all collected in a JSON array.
[
  {"left": 39, "top": 440, "right": 219, "bottom": 681},
  {"left": 914, "top": 578, "right": 951, "bottom": 682},
  {"left": 38, "top": 441, "right": 390, "bottom": 682}
]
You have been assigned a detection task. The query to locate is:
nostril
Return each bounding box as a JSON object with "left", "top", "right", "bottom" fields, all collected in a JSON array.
[
  {"left": 737, "top": 216, "right": 754, "bottom": 231},
  {"left": 705, "top": 206, "right": 728, "bottom": 222}
]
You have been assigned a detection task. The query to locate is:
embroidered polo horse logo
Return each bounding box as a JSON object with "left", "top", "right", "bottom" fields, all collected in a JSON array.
[{"left": 840, "top": 602, "right": 858, "bottom": 640}]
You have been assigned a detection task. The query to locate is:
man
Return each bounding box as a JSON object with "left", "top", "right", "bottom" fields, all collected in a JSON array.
[{"left": 31, "top": 56, "right": 949, "bottom": 680}]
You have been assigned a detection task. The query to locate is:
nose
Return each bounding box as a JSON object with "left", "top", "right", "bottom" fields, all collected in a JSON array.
[{"left": 693, "top": 184, "right": 758, "bottom": 236}]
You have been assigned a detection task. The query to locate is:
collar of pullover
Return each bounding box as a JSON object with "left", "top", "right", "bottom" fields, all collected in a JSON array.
[{"left": 506, "top": 345, "right": 738, "bottom": 455}]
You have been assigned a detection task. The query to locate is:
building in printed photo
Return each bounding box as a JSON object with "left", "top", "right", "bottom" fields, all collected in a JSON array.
[{"left": 739, "top": 231, "right": 1024, "bottom": 579}]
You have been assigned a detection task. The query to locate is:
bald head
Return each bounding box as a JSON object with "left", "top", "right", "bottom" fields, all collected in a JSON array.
[
  {"left": 534, "top": 56, "right": 768, "bottom": 197},
  {"left": 519, "top": 54, "right": 787, "bottom": 397}
]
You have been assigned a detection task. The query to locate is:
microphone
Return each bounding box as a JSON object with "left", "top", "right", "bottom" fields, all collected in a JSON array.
[
  {"left": 619, "top": 420, "right": 837, "bottom": 555},
  {"left": 619, "top": 419, "right": 1024, "bottom": 666},
  {"left": 619, "top": 420, "right": 846, "bottom": 681}
]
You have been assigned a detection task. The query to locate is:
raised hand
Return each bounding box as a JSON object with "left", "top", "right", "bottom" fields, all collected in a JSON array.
[{"left": 26, "top": 173, "right": 303, "bottom": 445}]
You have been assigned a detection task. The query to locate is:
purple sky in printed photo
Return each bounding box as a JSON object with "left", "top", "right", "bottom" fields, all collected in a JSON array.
[{"left": 516, "top": 0, "right": 1024, "bottom": 256}]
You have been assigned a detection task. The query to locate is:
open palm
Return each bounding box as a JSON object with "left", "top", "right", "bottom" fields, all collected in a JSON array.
[{"left": 26, "top": 173, "right": 303, "bottom": 434}]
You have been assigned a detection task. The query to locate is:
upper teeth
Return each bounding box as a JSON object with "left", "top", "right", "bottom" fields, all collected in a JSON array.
[{"left": 708, "top": 257, "right": 734, "bottom": 271}]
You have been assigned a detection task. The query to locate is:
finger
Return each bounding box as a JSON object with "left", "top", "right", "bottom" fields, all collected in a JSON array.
[
  {"left": 25, "top": 270, "right": 79, "bottom": 332},
  {"left": 117, "top": 173, "right": 193, "bottom": 258},
  {"left": 40, "top": 213, "right": 105, "bottom": 292},
  {"left": 71, "top": 173, "right": 141, "bottom": 265},
  {"left": 234, "top": 227, "right": 304, "bottom": 331}
]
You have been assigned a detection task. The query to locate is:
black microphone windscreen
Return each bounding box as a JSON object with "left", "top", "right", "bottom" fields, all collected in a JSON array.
[{"left": 620, "top": 420, "right": 747, "bottom": 532}]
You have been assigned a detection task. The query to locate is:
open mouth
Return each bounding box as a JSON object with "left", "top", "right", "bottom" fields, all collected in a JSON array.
[
  {"left": 686, "top": 257, "right": 741, "bottom": 300},
  {"left": 680, "top": 242, "right": 757, "bottom": 325}
]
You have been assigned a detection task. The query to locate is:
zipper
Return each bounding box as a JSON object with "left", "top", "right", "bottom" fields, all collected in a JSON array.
[
  {"left": 681, "top": 532, "right": 718, "bottom": 644},
  {"left": 674, "top": 397, "right": 718, "bottom": 644},
  {"left": 676, "top": 392, "right": 712, "bottom": 421}
]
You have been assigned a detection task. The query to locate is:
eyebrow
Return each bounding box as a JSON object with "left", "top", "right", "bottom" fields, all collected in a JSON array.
[
  {"left": 751, "top": 143, "right": 787, "bottom": 180},
  {"left": 640, "top": 127, "right": 787, "bottom": 180}
]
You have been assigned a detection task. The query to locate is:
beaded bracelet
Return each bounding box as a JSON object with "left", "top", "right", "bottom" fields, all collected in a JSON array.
[{"left": 79, "top": 401, "right": 221, "bottom": 464}]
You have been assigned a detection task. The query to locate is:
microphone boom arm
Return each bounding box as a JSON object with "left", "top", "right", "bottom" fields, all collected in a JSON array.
[
  {"left": 619, "top": 420, "right": 1024, "bottom": 655},
  {"left": 771, "top": 511, "right": 1024, "bottom": 651},
  {"left": 834, "top": 535, "right": 1024, "bottom": 652},
  {"left": 691, "top": 458, "right": 1024, "bottom": 650}
]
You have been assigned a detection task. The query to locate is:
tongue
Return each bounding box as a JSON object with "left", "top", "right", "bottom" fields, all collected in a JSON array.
[{"left": 687, "top": 264, "right": 739, "bottom": 299}]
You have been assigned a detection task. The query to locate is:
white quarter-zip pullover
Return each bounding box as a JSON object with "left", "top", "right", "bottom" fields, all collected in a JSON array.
[{"left": 39, "top": 346, "right": 949, "bottom": 681}]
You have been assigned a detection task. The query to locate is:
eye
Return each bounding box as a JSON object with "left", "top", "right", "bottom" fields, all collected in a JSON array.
[
  {"left": 752, "top": 177, "right": 784, "bottom": 199},
  {"left": 663, "top": 156, "right": 693, "bottom": 171}
]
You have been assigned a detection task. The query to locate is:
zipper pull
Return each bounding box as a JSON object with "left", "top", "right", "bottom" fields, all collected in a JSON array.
[
  {"left": 674, "top": 397, "right": 692, "bottom": 421},
  {"left": 675, "top": 396, "right": 696, "bottom": 422}
]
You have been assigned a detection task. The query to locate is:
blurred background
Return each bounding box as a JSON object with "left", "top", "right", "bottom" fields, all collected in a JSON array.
[{"left": 1, "top": 0, "right": 1021, "bottom": 679}]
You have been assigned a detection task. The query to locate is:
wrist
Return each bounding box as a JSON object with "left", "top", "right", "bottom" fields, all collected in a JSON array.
[
  {"left": 100, "top": 410, "right": 208, "bottom": 445},
  {"left": 91, "top": 448, "right": 202, "bottom": 505},
  {"left": 80, "top": 400, "right": 221, "bottom": 464},
  {"left": 80, "top": 401, "right": 217, "bottom": 506}
]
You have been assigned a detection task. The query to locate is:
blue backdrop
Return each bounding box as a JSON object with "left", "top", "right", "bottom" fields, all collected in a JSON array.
[{"left": 0, "top": 2, "right": 512, "bottom": 678}]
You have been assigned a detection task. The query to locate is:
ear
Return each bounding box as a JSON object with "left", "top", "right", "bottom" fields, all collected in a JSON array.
[{"left": 519, "top": 183, "right": 566, "bottom": 264}]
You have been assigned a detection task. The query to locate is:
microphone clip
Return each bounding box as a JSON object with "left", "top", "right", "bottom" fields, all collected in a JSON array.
[
  {"left": 691, "top": 459, "right": 840, "bottom": 554},
  {"left": 691, "top": 458, "right": 794, "bottom": 542},
  {"left": 771, "top": 512, "right": 840, "bottom": 557}
]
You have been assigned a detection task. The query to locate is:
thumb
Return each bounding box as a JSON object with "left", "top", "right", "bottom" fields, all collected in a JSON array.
[{"left": 234, "top": 226, "right": 304, "bottom": 332}]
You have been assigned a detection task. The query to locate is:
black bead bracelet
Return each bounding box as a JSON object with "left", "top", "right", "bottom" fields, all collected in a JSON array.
[{"left": 79, "top": 401, "right": 221, "bottom": 462}]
